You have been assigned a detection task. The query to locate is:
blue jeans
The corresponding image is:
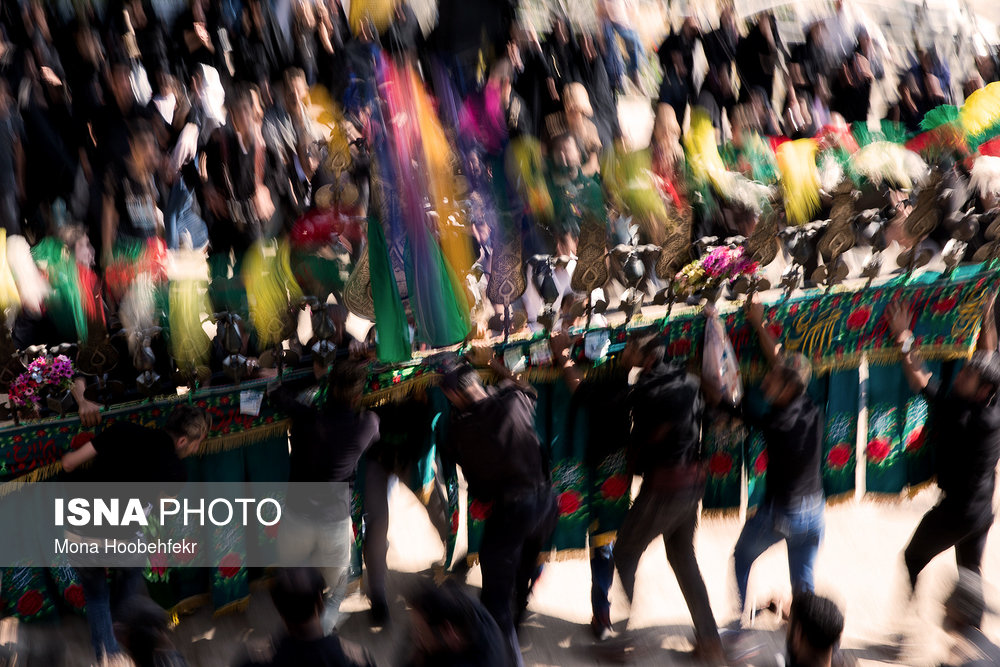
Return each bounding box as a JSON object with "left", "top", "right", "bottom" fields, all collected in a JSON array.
[
  {"left": 75, "top": 567, "right": 145, "bottom": 658},
  {"left": 603, "top": 21, "right": 644, "bottom": 87},
  {"left": 591, "top": 542, "right": 614, "bottom": 619},
  {"left": 734, "top": 494, "right": 824, "bottom": 612}
]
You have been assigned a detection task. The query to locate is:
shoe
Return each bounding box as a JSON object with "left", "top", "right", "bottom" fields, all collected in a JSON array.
[
  {"left": 369, "top": 597, "right": 389, "bottom": 627},
  {"left": 590, "top": 613, "right": 614, "bottom": 642}
]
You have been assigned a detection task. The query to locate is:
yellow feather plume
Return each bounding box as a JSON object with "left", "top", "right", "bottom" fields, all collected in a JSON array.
[
  {"left": 776, "top": 139, "right": 821, "bottom": 225},
  {"left": 243, "top": 239, "right": 304, "bottom": 347},
  {"left": 349, "top": 0, "right": 397, "bottom": 35},
  {"left": 0, "top": 231, "right": 20, "bottom": 311},
  {"left": 507, "top": 136, "right": 553, "bottom": 222},
  {"left": 960, "top": 81, "right": 1000, "bottom": 141},
  {"left": 684, "top": 109, "right": 771, "bottom": 214},
  {"left": 305, "top": 85, "right": 352, "bottom": 174},
  {"left": 168, "top": 278, "right": 211, "bottom": 373}
]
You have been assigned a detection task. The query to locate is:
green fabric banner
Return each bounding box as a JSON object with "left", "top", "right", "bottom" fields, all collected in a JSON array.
[{"left": 368, "top": 214, "right": 412, "bottom": 363}]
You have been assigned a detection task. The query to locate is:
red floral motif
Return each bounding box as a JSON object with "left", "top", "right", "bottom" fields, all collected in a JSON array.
[
  {"left": 866, "top": 437, "right": 891, "bottom": 463},
  {"left": 826, "top": 444, "right": 851, "bottom": 469},
  {"left": 218, "top": 553, "right": 242, "bottom": 579},
  {"left": 264, "top": 521, "right": 280, "bottom": 540},
  {"left": 753, "top": 450, "right": 768, "bottom": 475},
  {"left": 931, "top": 296, "right": 958, "bottom": 315},
  {"left": 600, "top": 475, "right": 629, "bottom": 500},
  {"left": 220, "top": 396, "right": 231, "bottom": 405},
  {"left": 149, "top": 552, "right": 167, "bottom": 576},
  {"left": 12, "top": 435, "right": 21, "bottom": 443},
  {"left": 557, "top": 491, "right": 582, "bottom": 516},
  {"left": 789, "top": 303, "right": 800, "bottom": 315},
  {"left": 766, "top": 323, "right": 783, "bottom": 339},
  {"left": 708, "top": 453, "right": 733, "bottom": 477},
  {"left": 667, "top": 338, "right": 691, "bottom": 358},
  {"left": 469, "top": 499, "right": 493, "bottom": 522},
  {"left": 70, "top": 432, "right": 95, "bottom": 451},
  {"left": 846, "top": 307, "right": 871, "bottom": 330},
  {"left": 905, "top": 426, "right": 926, "bottom": 453},
  {"left": 17, "top": 590, "right": 43, "bottom": 617},
  {"left": 63, "top": 584, "right": 85, "bottom": 609},
  {"left": 450, "top": 510, "right": 460, "bottom": 533},
  {"left": 59, "top": 426, "right": 70, "bottom": 434},
  {"left": 175, "top": 540, "right": 198, "bottom": 564}
]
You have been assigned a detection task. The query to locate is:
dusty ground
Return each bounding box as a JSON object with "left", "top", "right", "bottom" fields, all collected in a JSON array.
[{"left": 3, "top": 479, "right": 999, "bottom": 666}]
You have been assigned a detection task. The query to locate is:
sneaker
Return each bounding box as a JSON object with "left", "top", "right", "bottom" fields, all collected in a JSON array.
[{"left": 590, "top": 613, "right": 614, "bottom": 642}]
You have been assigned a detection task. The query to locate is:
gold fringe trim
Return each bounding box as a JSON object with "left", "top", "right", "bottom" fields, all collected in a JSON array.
[
  {"left": 906, "top": 478, "right": 937, "bottom": 499},
  {"left": 590, "top": 531, "right": 617, "bottom": 548},
  {"left": 213, "top": 596, "right": 250, "bottom": 617},
  {"left": 466, "top": 553, "right": 480, "bottom": 568},
  {"left": 361, "top": 375, "right": 439, "bottom": 407},
  {"left": 825, "top": 491, "right": 856, "bottom": 507},
  {"left": 863, "top": 491, "right": 909, "bottom": 503},
  {"left": 198, "top": 420, "right": 291, "bottom": 455},
  {"left": 0, "top": 461, "right": 63, "bottom": 499},
  {"left": 540, "top": 548, "right": 589, "bottom": 563},
  {"left": 701, "top": 507, "right": 741, "bottom": 520},
  {"left": 167, "top": 593, "right": 212, "bottom": 622}
]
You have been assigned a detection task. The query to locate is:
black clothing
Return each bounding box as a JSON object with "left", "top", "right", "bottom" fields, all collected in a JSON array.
[
  {"left": 627, "top": 362, "right": 703, "bottom": 476},
  {"left": 573, "top": 375, "right": 630, "bottom": 468},
  {"left": 269, "top": 380, "right": 379, "bottom": 486},
  {"left": 729, "top": 393, "right": 824, "bottom": 507},
  {"left": 924, "top": 381, "right": 1000, "bottom": 521},
  {"left": 478, "top": 488, "right": 557, "bottom": 667},
  {"left": 904, "top": 501, "right": 990, "bottom": 588},
  {"left": 82, "top": 422, "right": 186, "bottom": 484},
  {"left": 238, "top": 634, "right": 376, "bottom": 667},
  {"left": 446, "top": 383, "right": 549, "bottom": 502}
]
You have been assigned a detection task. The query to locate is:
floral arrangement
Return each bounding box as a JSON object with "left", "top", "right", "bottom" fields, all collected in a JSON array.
[
  {"left": 8, "top": 355, "right": 75, "bottom": 409},
  {"left": 673, "top": 246, "right": 759, "bottom": 299}
]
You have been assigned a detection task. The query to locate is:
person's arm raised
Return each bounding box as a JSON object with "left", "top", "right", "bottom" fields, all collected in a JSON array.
[
  {"left": 886, "top": 300, "right": 932, "bottom": 394},
  {"left": 549, "top": 331, "right": 583, "bottom": 394},
  {"left": 745, "top": 293, "right": 781, "bottom": 366}
]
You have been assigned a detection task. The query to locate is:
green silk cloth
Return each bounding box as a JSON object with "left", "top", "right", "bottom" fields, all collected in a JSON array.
[{"left": 368, "top": 213, "right": 412, "bottom": 363}]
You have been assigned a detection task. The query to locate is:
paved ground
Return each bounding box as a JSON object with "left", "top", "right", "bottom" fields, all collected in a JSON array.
[{"left": 3, "top": 478, "right": 999, "bottom": 666}]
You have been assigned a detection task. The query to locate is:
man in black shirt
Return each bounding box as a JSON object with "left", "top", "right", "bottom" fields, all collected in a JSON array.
[
  {"left": 268, "top": 358, "right": 379, "bottom": 632},
  {"left": 713, "top": 295, "right": 825, "bottom": 619},
  {"left": 60, "top": 403, "right": 210, "bottom": 659},
  {"left": 887, "top": 294, "right": 1000, "bottom": 597},
  {"left": 441, "top": 353, "right": 557, "bottom": 667},
  {"left": 608, "top": 332, "right": 724, "bottom": 662}
]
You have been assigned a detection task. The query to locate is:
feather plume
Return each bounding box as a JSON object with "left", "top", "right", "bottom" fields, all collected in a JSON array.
[
  {"left": 850, "top": 142, "right": 928, "bottom": 189},
  {"left": 961, "top": 81, "right": 1000, "bottom": 145},
  {"left": 971, "top": 156, "right": 1000, "bottom": 198},
  {"left": 776, "top": 139, "right": 821, "bottom": 225},
  {"left": 0, "top": 231, "right": 20, "bottom": 312},
  {"left": 685, "top": 109, "right": 770, "bottom": 214},
  {"left": 243, "top": 239, "right": 303, "bottom": 347},
  {"left": 7, "top": 235, "right": 48, "bottom": 316}
]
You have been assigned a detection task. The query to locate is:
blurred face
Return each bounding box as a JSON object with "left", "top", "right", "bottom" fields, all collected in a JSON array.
[
  {"left": 174, "top": 430, "right": 207, "bottom": 458},
  {"left": 131, "top": 132, "right": 158, "bottom": 171},
  {"left": 762, "top": 367, "right": 800, "bottom": 408}
]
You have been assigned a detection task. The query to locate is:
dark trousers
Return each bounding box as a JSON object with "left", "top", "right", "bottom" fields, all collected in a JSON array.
[
  {"left": 613, "top": 486, "right": 720, "bottom": 648},
  {"left": 479, "top": 490, "right": 557, "bottom": 667},
  {"left": 591, "top": 542, "right": 614, "bottom": 620},
  {"left": 904, "top": 502, "right": 993, "bottom": 590},
  {"left": 75, "top": 567, "right": 146, "bottom": 658},
  {"left": 362, "top": 458, "right": 451, "bottom": 602}
]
